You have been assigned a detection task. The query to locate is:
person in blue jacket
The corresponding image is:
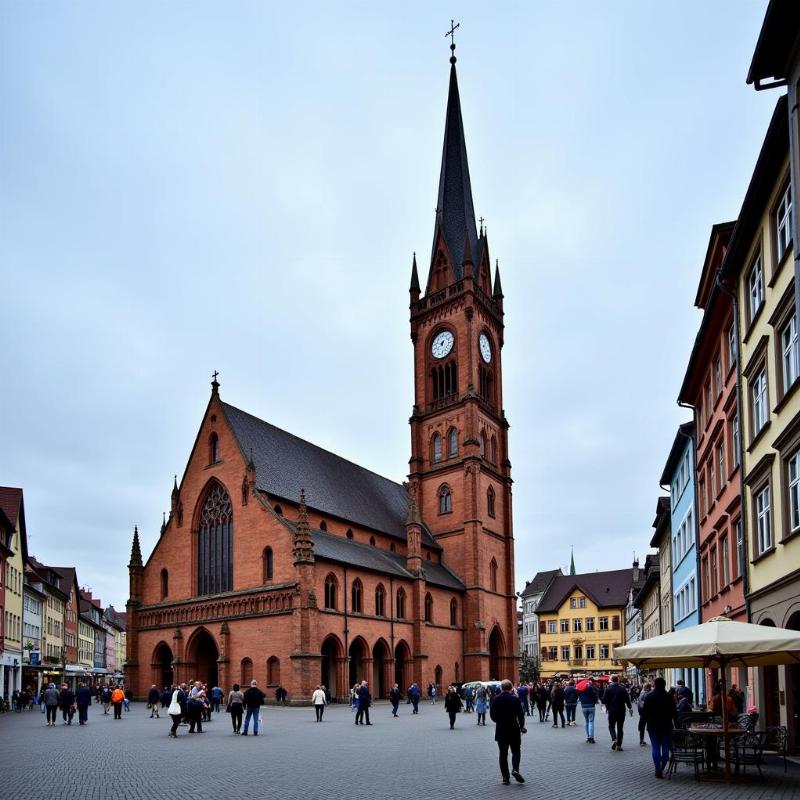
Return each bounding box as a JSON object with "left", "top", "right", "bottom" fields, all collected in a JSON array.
[
  {"left": 75, "top": 682, "right": 92, "bottom": 726},
  {"left": 355, "top": 681, "right": 372, "bottom": 725},
  {"left": 407, "top": 682, "right": 421, "bottom": 714},
  {"left": 389, "top": 683, "right": 401, "bottom": 717}
]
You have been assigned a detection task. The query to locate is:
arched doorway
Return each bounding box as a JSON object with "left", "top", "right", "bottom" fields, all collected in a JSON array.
[
  {"left": 187, "top": 628, "right": 219, "bottom": 688},
  {"left": 152, "top": 642, "right": 174, "bottom": 689},
  {"left": 372, "top": 639, "right": 390, "bottom": 699},
  {"left": 394, "top": 640, "right": 411, "bottom": 690},
  {"left": 321, "top": 635, "right": 343, "bottom": 699},
  {"left": 349, "top": 637, "right": 368, "bottom": 689},
  {"left": 786, "top": 611, "right": 800, "bottom": 752},
  {"left": 434, "top": 664, "right": 443, "bottom": 691},
  {"left": 489, "top": 626, "right": 505, "bottom": 680}
]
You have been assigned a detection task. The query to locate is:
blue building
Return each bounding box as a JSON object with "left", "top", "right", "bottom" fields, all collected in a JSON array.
[{"left": 660, "top": 421, "right": 704, "bottom": 705}]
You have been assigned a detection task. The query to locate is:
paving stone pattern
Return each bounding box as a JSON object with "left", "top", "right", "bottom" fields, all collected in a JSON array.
[{"left": 0, "top": 702, "right": 797, "bottom": 800}]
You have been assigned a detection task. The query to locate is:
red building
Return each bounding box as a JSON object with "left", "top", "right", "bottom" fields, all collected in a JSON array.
[{"left": 126, "top": 44, "right": 518, "bottom": 700}]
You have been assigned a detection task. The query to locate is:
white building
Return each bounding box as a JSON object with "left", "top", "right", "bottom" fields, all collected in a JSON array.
[{"left": 519, "top": 570, "right": 562, "bottom": 658}]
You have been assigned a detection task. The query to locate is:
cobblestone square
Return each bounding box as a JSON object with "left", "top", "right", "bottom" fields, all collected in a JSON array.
[{"left": 0, "top": 701, "right": 797, "bottom": 800}]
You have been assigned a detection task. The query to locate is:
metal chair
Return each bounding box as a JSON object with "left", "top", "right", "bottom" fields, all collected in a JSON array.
[
  {"left": 736, "top": 712, "right": 758, "bottom": 732},
  {"left": 764, "top": 725, "right": 788, "bottom": 773},
  {"left": 679, "top": 711, "right": 712, "bottom": 728},
  {"left": 668, "top": 729, "right": 705, "bottom": 780},
  {"left": 732, "top": 730, "right": 767, "bottom": 779}
]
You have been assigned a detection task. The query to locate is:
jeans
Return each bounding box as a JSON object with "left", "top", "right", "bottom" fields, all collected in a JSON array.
[
  {"left": 566, "top": 703, "right": 577, "bottom": 723},
  {"left": 315, "top": 704, "right": 324, "bottom": 722},
  {"left": 581, "top": 705, "right": 595, "bottom": 738},
  {"left": 212, "top": 699, "right": 220, "bottom": 712},
  {"left": 497, "top": 740, "right": 521, "bottom": 780},
  {"left": 649, "top": 732, "right": 671, "bottom": 771},
  {"left": 391, "top": 701, "right": 399, "bottom": 716},
  {"left": 46, "top": 706, "right": 58, "bottom": 724},
  {"left": 123, "top": 699, "right": 130, "bottom": 711},
  {"left": 244, "top": 706, "right": 260, "bottom": 734},
  {"left": 608, "top": 711, "right": 625, "bottom": 745},
  {"left": 411, "top": 698, "right": 419, "bottom": 714},
  {"left": 638, "top": 714, "right": 647, "bottom": 742},
  {"left": 78, "top": 704, "right": 88, "bottom": 724}
]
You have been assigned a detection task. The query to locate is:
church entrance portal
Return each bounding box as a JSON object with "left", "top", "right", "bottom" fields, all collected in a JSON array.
[{"left": 187, "top": 629, "right": 219, "bottom": 688}]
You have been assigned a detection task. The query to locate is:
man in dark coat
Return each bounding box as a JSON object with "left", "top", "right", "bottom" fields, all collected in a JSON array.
[
  {"left": 75, "top": 682, "right": 92, "bottom": 725},
  {"left": 489, "top": 679, "right": 527, "bottom": 785},
  {"left": 355, "top": 681, "right": 372, "bottom": 725},
  {"left": 147, "top": 685, "right": 161, "bottom": 718},
  {"left": 242, "top": 679, "right": 266, "bottom": 736},
  {"left": 59, "top": 684, "right": 75, "bottom": 725},
  {"left": 603, "top": 675, "right": 632, "bottom": 750},
  {"left": 641, "top": 677, "right": 679, "bottom": 779},
  {"left": 389, "top": 683, "right": 401, "bottom": 717}
]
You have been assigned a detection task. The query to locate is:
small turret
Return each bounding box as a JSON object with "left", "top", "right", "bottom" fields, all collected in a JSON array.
[
  {"left": 410, "top": 253, "right": 421, "bottom": 302},
  {"left": 293, "top": 489, "right": 315, "bottom": 565}
]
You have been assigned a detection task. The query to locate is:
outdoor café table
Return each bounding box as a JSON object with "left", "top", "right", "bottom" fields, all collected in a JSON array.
[{"left": 688, "top": 724, "right": 747, "bottom": 780}]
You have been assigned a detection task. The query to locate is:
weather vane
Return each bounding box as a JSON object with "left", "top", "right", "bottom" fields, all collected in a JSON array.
[{"left": 445, "top": 20, "right": 460, "bottom": 47}]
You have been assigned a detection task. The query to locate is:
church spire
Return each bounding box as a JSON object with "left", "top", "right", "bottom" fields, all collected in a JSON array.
[
  {"left": 409, "top": 252, "right": 420, "bottom": 297},
  {"left": 493, "top": 259, "right": 504, "bottom": 298},
  {"left": 431, "top": 35, "right": 479, "bottom": 284},
  {"left": 129, "top": 525, "right": 142, "bottom": 568}
]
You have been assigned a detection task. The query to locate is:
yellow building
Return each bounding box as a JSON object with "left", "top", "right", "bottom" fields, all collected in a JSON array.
[
  {"left": 1, "top": 488, "right": 28, "bottom": 697},
  {"left": 723, "top": 93, "right": 800, "bottom": 737},
  {"left": 536, "top": 569, "right": 634, "bottom": 679},
  {"left": 30, "top": 561, "right": 68, "bottom": 685}
]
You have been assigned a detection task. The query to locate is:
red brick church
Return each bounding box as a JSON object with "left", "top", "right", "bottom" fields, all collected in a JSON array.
[{"left": 126, "top": 42, "right": 518, "bottom": 701}]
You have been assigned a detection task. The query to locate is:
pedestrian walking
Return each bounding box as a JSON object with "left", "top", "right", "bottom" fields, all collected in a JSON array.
[
  {"left": 550, "top": 681, "right": 565, "bottom": 728},
  {"left": 389, "top": 683, "right": 401, "bottom": 717},
  {"left": 444, "top": 685, "right": 463, "bottom": 729},
  {"left": 101, "top": 685, "right": 112, "bottom": 715},
  {"left": 641, "top": 677, "right": 679, "bottom": 779},
  {"left": 123, "top": 686, "right": 132, "bottom": 711},
  {"left": 579, "top": 678, "right": 598, "bottom": 743},
  {"left": 355, "top": 680, "right": 372, "bottom": 725},
  {"left": 464, "top": 683, "right": 474, "bottom": 713},
  {"left": 564, "top": 679, "right": 578, "bottom": 726},
  {"left": 312, "top": 685, "right": 326, "bottom": 722},
  {"left": 167, "top": 686, "right": 184, "bottom": 738},
  {"left": 517, "top": 682, "right": 528, "bottom": 717},
  {"left": 227, "top": 683, "right": 244, "bottom": 734},
  {"left": 43, "top": 683, "right": 59, "bottom": 726},
  {"left": 475, "top": 682, "right": 488, "bottom": 726},
  {"left": 76, "top": 682, "right": 92, "bottom": 725},
  {"left": 187, "top": 681, "right": 205, "bottom": 733},
  {"left": 211, "top": 684, "right": 223, "bottom": 713},
  {"left": 59, "top": 684, "right": 75, "bottom": 725},
  {"left": 408, "top": 682, "right": 421, "bottom": 714},
  {"left": 604, "top": 675, "right": 632, "bottom": 751},
  {"left": 351, "top": 683, "right": 360, "bottom": 713},
  {"left": 489, "top": 679, "right": 527, "bottom": 785},
  {"left": 242, "top": 679, "right": 265, "bottom": 736},
  {"left": 637, "top": 682, "right": 652, "bottom": 746},
  {"left": 536, "top": 684, "right": 548, "bottom": 723},
  {"left": 148, "top": 685, "right": 160, "bottom": 718}
]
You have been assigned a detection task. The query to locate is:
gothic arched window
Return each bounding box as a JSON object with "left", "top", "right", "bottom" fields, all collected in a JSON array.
[
  {"left": 196, "top": 483, "right": 233, "bottom": 596},
  {"left": 438, "top": 484, "right": 452, "bottom": 515},
  {"left": 448, "top": 427, "right": 458, "bottom": 458},
  {"left": 424, "top": 592, "right": 433, "bottom": 623},
  {"left": 160, "top": 568, "right": 169, "bottom": 599},
  {"left": 263, "top": 547, "right": 273, "bottom": 581},
  {"left": 375, "top": 584, "right": 386, "bottom": 617},
  {"left": 324, "top": 573, "right": 338, "bottom": 610},
  {"left": 209, "top": 433, "right": 220, "bottom": 464},
  {"left": 487, "top": 486, "right": 496, "bottom": 518},
  {"left": 450, "top": 597, "right": 458, "bottom": 626},
  {"left": 490, "top": 558, "right": 498, "bottom": 592},
  {"left": 351, "top": 578, "right": 363, "bottom": 613},
  {"left": 396, "top": 587, "right": 406, "bottom": 619},
  {"left": 491, "top": 435, "right": 498, "bottom": 464},
  {"left": 432, "top": 433, "right": 442, "bottom": 463},
  {"left": 480, "top": 430, "right": 487, "bottom": 458},
  {"left": 267, "top": 656, "right": 280, "bottom": 685},
  {"left": 241, "top": 657, "right": 253, "bottom": 685}
]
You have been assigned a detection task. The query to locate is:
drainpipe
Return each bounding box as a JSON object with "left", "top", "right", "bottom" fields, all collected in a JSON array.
[{"left": 715, "top": 270, "right": 752, "bottom": 621}]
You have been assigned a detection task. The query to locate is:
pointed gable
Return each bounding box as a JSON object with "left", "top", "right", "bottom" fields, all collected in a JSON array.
[{"left": 536, "top": 568, "right": 634, "bottom": 613}]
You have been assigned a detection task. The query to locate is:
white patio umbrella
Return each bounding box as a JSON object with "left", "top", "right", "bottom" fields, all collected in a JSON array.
[{"left": 615, "top": 616, "right": 800, "bottom": 780}]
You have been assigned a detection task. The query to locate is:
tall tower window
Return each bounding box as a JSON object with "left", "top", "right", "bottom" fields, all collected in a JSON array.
[
  {"left": 490, "top": 558, "right": 498, "bottom": 592},
  {"left": 209, "top": 433, "right": 220, "bottom": 464},
  {"left": 375, "top": 584, "right": 386, "bottom": 617},
  {"left": 263, "top": 547, "right": 273, "bottom": 581},
  {"left": 324, "top": 573, "right": 338, "bottom": 610},
  {"left": 432, "top": 433, "right": 442, "bottom": 463},
  {"left": 448, "top": 427, "right": 458, "bottom": 458},
  {"left": 438, "top": 485, "right": 452, "bottom": 514},
  {"left": 491, "top": 435, "right": 497, "bottom": 464},
  {"left": 196, "top": 483, "right": 233, "bottom": 596},
  {"left": 424, "top": 592, "right": 433, "bottom": 623},
  {"left": 450, "top": 597, "right": 458, "bottom": 626},
  {"left": 480, "top": 430, "right": 487, "bottom": 458},
  {"left": 431, "top": 362, "right": 458, "bottom": 403},
  {"left": 351, "top": 578, "right": 363, "bottom": 613},
  {"left": 396, "top": 587, "right": 406, "bottom": 619},
  {"left": 160, "top": 568, "right": 169, "bottom": 599},
  {"left": 487, "top": 486, "right": 496, "bottom": 517},
  {"left": 479, "top": 366, "right": 494, "bottom": 406}
]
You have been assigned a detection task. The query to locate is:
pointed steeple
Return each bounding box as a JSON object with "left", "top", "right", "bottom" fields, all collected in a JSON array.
[
  {"left": 569, "top": 547, "right": 576, "bottom": 576},
  {"left": 431, "top": 41, "right": 479, "bottom": 282},
  {"left": 129, "top": 525, "right": 142, "bottom": 568},
  {"left": 160, "top": 512, "right": 166, "bottom": 537},
  {"left": 462, "top": 230, "right": 474, "bottom": 277},
  {"left": 493, "top": 259, "right": 504, "bottom": 298},
  {"left": 410, "top": 252, "right": 421, "bottom": 295}
]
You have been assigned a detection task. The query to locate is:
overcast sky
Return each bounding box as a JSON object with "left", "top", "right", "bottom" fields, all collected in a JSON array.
[{"left": 1, "top": 1, "right": 777, "bottom": 609}]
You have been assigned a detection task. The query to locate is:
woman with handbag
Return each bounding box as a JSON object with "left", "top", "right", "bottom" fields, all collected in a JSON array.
[
  {"left": 167, "top": 686, "right": 184, "bottom": 737},
  {"left": 227, "top": 683, "right": 244, "bottom": 734}
]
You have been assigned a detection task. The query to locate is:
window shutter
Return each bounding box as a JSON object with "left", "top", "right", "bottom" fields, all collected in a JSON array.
[
  {"left": 539, "top": 620, "right": 546, "bottom": 634},
  {"left": 612, "top": 615, "right": 620, "bottom": 631}
]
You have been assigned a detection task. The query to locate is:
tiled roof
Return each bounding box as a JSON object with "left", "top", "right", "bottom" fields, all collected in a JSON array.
[
  {"left": 0, "top": 487, "right": 22, "bottom": 529},
  {"left": 221, "top": 402, "right": 440, "bottom": 551},
  {"left": 536, "top": 568, "right": 634, "bottom": 614},
  {"left": 104, "top": 606, "right": 127, "bottom": 631},
  {"left": 520, "top": 569, "right": 563, "bottom": 598}
]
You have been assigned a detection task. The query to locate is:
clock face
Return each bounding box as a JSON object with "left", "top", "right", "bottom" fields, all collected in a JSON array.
[
  {"left": 479, "top": 333, "right": 492, "bottom": 363},
  {"left": 431, "top": 330, "right": 454, "bottom": 359}
]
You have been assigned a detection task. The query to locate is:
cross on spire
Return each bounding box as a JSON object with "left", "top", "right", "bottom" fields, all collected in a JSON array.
[{"left": 445, "top": 19, "right": 460, "bottom": 46}]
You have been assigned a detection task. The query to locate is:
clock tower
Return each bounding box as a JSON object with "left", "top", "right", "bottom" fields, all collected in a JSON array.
[{"left": 408, "top": 41, "right": 516, "bottom": 682}]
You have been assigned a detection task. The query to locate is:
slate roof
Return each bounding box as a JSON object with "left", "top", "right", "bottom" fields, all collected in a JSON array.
[
  {"left": 536, "top": 568, "right": 634, "bottom": 614},
  {"left": 650, "top": 496, "right": 671, "bottom": 548},
  {"left": 105, "top": 606, "right": 127, "bottom": 631},
  {"left": 632, "top": 554, "right": 660, "bottom": 609},
  {"left": 221, "top": 402, "right": 441, "bottom": 551},
  {"left": 292, "top": 526, "right": 465, "bottom": 591},
  {"left": 520, "top": 569, "right": 563, "bottom": 598},
  {"left": 747, "top": 0, "right": 800, "bottom": 87},
  {"left": 430, "top": 56, "right": 479, "bottom": 281},
  {"left": 658, "top": 422, "right": 695, "bottom": 487}
]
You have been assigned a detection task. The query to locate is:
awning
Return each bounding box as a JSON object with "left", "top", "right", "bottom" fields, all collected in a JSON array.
[
  {"left": 91, "top": 668, "right": 109, "bottom": 674},
  {"left": 65, "top": 664, "right": 89, "bottom": 673}
]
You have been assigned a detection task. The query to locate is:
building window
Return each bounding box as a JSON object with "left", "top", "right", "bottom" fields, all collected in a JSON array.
[
  {"left": 755, "top": 485, "right": 772, "bottom": 555},
  {"left": 721, "top": 535, "right": 730, "bottom": 587},
  {"left": 324, "top": 573, "right": 338, "bottom": 610},
  {"left": 789, "top": 450, "right": 800, "bottom": 533},
  {"left": 782, "top": 314, "right": 799, "bottom": 391},
  {"left": 709, "top": 461, "right": 715, "bottom": 500},
  {"left": 599, "top": 644, "right": 609, "bottom": 659},
  {"left": 431, "top": 360, "right": 457, "bottom": 402},
  {"left": 490, "top": 558, "right": 498, "bottom": 592},
  {"left": 209, "top": 433, "right": 219, "bottom": 464},
  {"left": 263, "top": 547, "right": 273, "bottom": 581},
  {"left": 752, "top": 369, "right": 768, "bottom": 437},
  {"left": 748, "top": 255, "right": 763, "bottom": 321},
  {"left": 432, "top": 433, "right": 442, "bottom": 464},
  {"left": 574, "top": 645, "right": 583, "bottom": 660},
  {"left": 547, "top": 646, "right": 557, "bottom": 660},
  {"left": 319, "top": 521, "right": 328, "bottom": 531},
  {"left": 448, "top": 427, "right": 458, "bottom": 458},
  {"left": 585, "top": 617, "right": 595, "bottom": 631},
  {"left": 548, "top": 620, "right": 557, "bottom": 634},
  {"left": 728, "top": 324, "right": 736, "bottom": 370},
  {"left": 561, "top": 645, "right": 569, "bottom": 661},
  {"left": 570, "top": 597, "right": 577, "bottom": 609},
  {"left": 560, "top": 619, "right": 569, "bottom": 633},
  {"left": 735, "top": 518, "right": 743, "bottom": 578},
  {"left": 346, "top": 528, "right": 353, "bottom": 539},
  {"left": 438, "top": 485, "right": 452, "bottom": 515},
  {"left": 586, "top": 644, "right": 595, "bottom": 660},
  {"left": 599, "top": 616, "right": 609, "bottom": 631},
  {"left": 612, "top": 615, "right": 620, "bottom": 631},
  {"left": 578, "top": 596, "right": 586, "bottom": 608},
  {"left": 480, "top": 430, "right": 487, "bottom": 458},
  {"left": 351, "top": 579, "right": 363, "bottom": 613},
  {"left": 450, "top": 597, "right": 458, "bottom": 626},
  {"left": 424, "top": 592, "right": 433, "bottom": 623},
  {"left": 732, "top": 414, "right": 740, "bottom": 468},
  {"left": 396, "top": 587, "right": 406, "bottom": 619},
  {"left": 487, "top": 486, "right": 495, "bottom": 517},
  {"left": 160, "top": 568, "right": 169, "bottom": 599},
  {"left": 573, "top": 618, "right": 582, "bottom": 632},
  {"left": 702, "top": 555, "right": 710, "bottom": 602},
  {"left": 718, "top": 441, "right": 726, "bottom": 487},
  {"left": 715, "top": 356, "right": 722, "bottom": 397},
  {"left": 267, "top": 656, "right": 280, "bottom": 685},
  {"left": 710, "top": 546, "right": 718, "bottom": 595},
  {"left": 776, "top": 183, "right": 793, "bottom": 262},
  {"left": 369, "top": 536, "right": 376, "bottom": 546},
  {"left": 196, "top": 482, "right": 233, "bottom": 596},
  {"left": 375, "top": 584, "right": 386, "bottom": 617}
]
